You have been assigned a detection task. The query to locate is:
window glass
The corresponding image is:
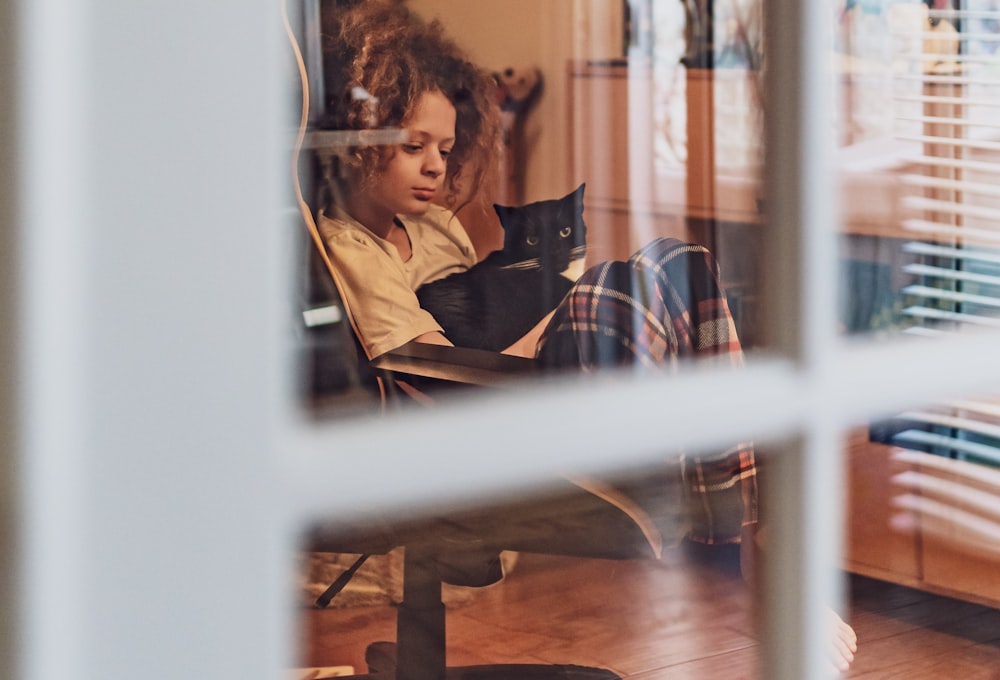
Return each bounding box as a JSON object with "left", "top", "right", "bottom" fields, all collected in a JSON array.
[
  {"left": 288, "top": 1, "right": 1000, "bottom": 678},
  {"left": 294, "top": 454, "right": 769, "bottom": 678},
  {"left": 836, "top": 6, "right": 1000, "bottom": 674},
  {"left": 835, "top": 0, "right": 1000, "bottom": 339}
]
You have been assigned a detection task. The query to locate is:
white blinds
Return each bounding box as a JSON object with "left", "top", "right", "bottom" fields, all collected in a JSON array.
[
  {"left": 896, "top": 6, "right": 1000, "bottom": 335},
  {"left": 887, "top": 5, "right": 1000, "bottom": 465}
]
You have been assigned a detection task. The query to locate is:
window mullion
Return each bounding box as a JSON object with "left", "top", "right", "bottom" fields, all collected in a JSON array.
[{"left": 761, "top": 0, "right": 842, "bottom": 676}]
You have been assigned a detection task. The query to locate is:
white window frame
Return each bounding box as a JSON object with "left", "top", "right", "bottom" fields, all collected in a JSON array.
[{"left": 7, "top": 1, "right": 1000, "bottom": 680}]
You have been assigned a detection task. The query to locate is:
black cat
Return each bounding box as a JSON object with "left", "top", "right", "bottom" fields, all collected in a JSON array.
[{"left": 416, "top": 183, "right": 587, "bottom": 352}]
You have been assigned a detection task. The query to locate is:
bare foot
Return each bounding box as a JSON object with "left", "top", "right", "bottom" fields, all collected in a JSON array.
[{"left": 829, "top": 609, "right": 858, "bottom": 675}]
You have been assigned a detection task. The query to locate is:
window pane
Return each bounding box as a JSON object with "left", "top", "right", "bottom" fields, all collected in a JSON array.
[
  {"left": 844, "top": 406, "right": 1000, "bottom": 676},
  {"left": 835, "top": 0, "right": 1000, "bottom": 339},
  {"left": 834, "top": 8, "right": 1000, "bottom": 648},
  {"left": 293, "top": 454, "right": 766, "bottom": 678},
  {"left": 286, "top": 2, "right": 777, "bottom": 674},
  {"left": 291, "top": 0, "right": 769, "bottom": 424}
]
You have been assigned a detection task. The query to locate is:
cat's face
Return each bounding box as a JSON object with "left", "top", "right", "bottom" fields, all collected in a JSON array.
[{"left": 493, "top": 183, "right": 587, "bottom": 272}]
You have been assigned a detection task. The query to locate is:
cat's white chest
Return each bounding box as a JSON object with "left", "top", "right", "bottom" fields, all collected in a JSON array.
[{"left": 561, "top": 258, "right": 586, "bottom": 283}]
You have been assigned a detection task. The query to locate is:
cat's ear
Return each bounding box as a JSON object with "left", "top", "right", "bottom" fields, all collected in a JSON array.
[
  {"left": 493, "top": 203, "right": 512, "bottom": 226},
  {"left": 572, "top": 183, "right": 586, "bottom": 211}
]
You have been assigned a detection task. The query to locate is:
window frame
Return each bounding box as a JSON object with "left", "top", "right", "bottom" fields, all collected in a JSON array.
[{"left": 8, "top": 1, "right": 1000, "bottom": 680}]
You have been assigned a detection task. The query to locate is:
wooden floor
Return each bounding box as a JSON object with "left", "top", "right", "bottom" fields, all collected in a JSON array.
[{"left": 297, "top": 547, "right": 1000, "bottom": 679}]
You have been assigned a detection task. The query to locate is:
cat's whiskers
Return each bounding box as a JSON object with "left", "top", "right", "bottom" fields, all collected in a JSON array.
[
  {"left": 499, "top": 247, "right": 586, "bottom": 274},
  {"left": 498, "top": 259, "right": 542, "bottom": 271}
]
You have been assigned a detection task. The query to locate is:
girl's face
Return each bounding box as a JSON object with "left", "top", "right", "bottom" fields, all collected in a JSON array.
[{"left": 357, "top": 90, "right": 457, "bottom": 221}]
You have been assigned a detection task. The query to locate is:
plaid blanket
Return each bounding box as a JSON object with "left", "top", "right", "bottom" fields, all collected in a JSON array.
[{"left": 537, "top": 238, "right": 758, "bottom": 545}]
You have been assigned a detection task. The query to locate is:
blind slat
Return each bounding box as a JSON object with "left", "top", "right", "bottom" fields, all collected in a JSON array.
[
  {"left": 897, "top": 134, "right": 1000, "bottom": 154},
  {"left": 903, "top": 264, "right": 1000, "bottom": 288},
  {"left": 892, "top": 430, "right": 1000, "bottom": 463},
  {"left": 902, "top": 305, "right": 1000, "bottom": 326},
  {"left": 902, "top": 154, "right": 1000, "bottom": 175},
  {"left": 902, "top": 195, "right": 1000, "bottom": 222},
  {"left": 891, "top": 30, "right": 1000, "bottom": 42},
  {"left": 896, "top": 53, "right": 1000, "bottom": 66},
  {"left": 892, "top": 434, "right": 993, "bottom": 463},
  {"left": 895, "top": 94, "right": 1000, "bottom": 107},
  {"left": 949, "top": 398, "right": 1000, "bottom": 420},
  {"left": 894, "top": 468, "right": 1000, "bottom": 509},
  {"left": 897, "top": 114, "right": 1000, "bottom": 129},
  {"left": 898, "top": 410, "right": 1000, "bottom": 440},
  {"left": 901, "top": 173, "right": 1000, "bottom": 199},
  {"left": 894, "top": 73, "right": 1000, "bottom": 87},
  {"left": 903, "top": 219, "right": 1000, "bottom": 244},
  {"left": 903, "top": 284, "right": 1000, "bottom": 308},
  {"left": 902, "top": 242, "right": 1000, "bottom": 265},
  {"left": 926, "top": 10, "right": 1000, "bottom": 20},
  {"left": 901, "top": 326, "right": 949, "bottom": 338}
]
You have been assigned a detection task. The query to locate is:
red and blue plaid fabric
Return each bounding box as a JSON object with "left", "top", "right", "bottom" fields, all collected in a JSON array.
[{"left": 537, "top": 238, "right": 758, "bottom": 545}]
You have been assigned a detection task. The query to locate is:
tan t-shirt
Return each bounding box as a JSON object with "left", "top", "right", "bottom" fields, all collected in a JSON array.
[{"left": 319, "top": 204, "right": 477, "bottom": 358}]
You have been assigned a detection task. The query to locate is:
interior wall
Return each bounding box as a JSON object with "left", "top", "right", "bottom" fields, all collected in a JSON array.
[{"left": 406, "top": 0, "right": 623, "bottom": 206}]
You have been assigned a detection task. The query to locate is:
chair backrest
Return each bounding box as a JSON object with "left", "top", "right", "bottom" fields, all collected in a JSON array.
[{"left": 295, "top": 220, "right": 390, "bottom": 415}]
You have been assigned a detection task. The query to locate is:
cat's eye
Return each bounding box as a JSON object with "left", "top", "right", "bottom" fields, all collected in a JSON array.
[
  {"left": 526, "top": 236, "right": 539, "bottom": 246},
  {"left": 559, "top": 227, "right": 572, "bottom": 238}
]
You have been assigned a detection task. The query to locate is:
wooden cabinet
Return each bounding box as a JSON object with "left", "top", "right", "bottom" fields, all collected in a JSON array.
[
  {"left": 844, "top": 431, "right": 923, "bottom": 582},
  {"left": 845, "top": 429, "right": 1000, "bottom": 609}
]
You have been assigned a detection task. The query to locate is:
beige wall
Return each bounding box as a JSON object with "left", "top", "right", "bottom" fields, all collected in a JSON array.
[{"left": 407, "top": 0, "right": 623, "bottom": 205}]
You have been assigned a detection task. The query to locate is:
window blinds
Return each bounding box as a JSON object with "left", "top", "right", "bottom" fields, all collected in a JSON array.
[{"left": 885, "top": 5, "right": 1000, "bottom": 466}]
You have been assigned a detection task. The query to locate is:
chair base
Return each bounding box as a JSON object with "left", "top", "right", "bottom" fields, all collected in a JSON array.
[{"left": 353, "top": 641, "right": 621, "bottom": 680}]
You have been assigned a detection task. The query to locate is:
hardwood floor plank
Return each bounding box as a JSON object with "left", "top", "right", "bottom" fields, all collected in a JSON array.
[
  {"left": 299, "top": 605, "right": 396, "bottom": 672},
  {"left": 627, "top": 647, "right": 760, "bottom": 680},
  {"left": 557, "top": 624, "right": 757, "bottom": 677},
  {"left": 848, "top": 641, "right": 1000, "bottom": 680},
  {"left": 845, "top": 576, "right": 1000, "bottom": 678}
]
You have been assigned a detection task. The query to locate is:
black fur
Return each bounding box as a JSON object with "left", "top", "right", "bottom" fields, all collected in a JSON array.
[{"left": 416, "top": 184, "right": 587, "bottom": 351}]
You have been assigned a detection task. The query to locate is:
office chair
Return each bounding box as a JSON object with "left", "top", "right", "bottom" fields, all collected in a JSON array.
[{"left": 295, "top": 216, "right": 680, "bottom": 680}]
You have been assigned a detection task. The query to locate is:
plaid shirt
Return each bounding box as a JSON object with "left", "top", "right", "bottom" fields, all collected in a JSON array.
[{"left": 537, "top": 238, "right": 758, "bottom": 547}]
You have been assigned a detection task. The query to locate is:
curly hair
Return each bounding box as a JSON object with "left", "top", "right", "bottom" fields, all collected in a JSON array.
[{"left": 319, "top": 0, "right": 502, "bottom": 211}]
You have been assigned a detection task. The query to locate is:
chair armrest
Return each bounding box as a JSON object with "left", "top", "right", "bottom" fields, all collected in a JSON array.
[{"left": 370, "top": 341, "right": 538, "bottom": 386}]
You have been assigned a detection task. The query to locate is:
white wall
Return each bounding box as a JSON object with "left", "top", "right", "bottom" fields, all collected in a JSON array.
[{"left": 407, "top": 0, "right": 623, "bottom": 204}]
